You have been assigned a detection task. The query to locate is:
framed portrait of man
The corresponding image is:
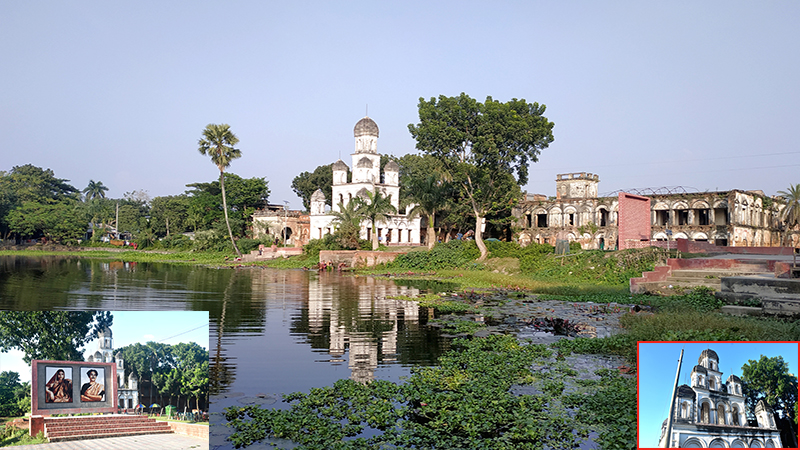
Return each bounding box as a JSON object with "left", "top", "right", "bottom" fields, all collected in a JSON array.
[
  {"left": 80, "top": 367, "right": 105, "bottom": 402},
  {"left": 44, "top": 367, "right": 73, "bottom": 403}
]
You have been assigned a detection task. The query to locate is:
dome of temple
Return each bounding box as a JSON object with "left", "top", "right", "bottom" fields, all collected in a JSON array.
[
  {"left": 692, "top": 364, "right": 707, "bottom": 374},
  {"left": 384, "top": 160, "right": 399, "bottom": 171},
  {"left": 699, "top": 349, "right": 719, "bottom": 363},
  {"left": 354, "top": 117, "right": 379, "bottom": 137},
  {"left": 332, "top": 160, "right": 349, "bottom": 171},
  {"left": 677, "top": 384, "right": 696, "bottom": 399},
  {"left": 311, "top": 189, "right": 326, "bottom": 201}
]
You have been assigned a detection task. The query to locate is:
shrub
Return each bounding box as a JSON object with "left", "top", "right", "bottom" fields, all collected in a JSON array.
[
  {"left": 159, "top": 234, "right": 194, "bottom": 250},
  {"left": 485, "top": 240, "right": 521, "bottom": 258},
  {"left": 388, "top": 240, "right": 481, "bottom": 271}
]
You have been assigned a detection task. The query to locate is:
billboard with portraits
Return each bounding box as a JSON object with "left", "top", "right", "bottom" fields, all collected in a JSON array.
[{"left": 32, "top": 360, "right": 117, "bottom": 416}]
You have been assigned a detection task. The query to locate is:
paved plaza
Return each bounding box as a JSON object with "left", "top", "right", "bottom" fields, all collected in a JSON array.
[{"left": 7, "top": 434, "right": 208, "bottom": 450}]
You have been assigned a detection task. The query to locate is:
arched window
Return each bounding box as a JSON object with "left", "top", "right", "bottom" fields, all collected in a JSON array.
[
  {"left": 717, "top": 404, "right": 726, "bottom": 424},
  {"left": 701, "top": 403, "right": 711, "bottom": 423},
  {"left": 709, "top": 438, "right": 726, "bottom": 448},
  {"left": 732, "top": 405, "right": 740, "bottom": 425},
  {"left": 683, "top": 438, "right": 703, "bottom": 448},
  {"left": 750, "top": 439, "right": 764, "bottom": 448}
]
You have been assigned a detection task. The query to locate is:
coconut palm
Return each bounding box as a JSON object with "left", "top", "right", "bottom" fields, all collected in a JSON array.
[
  {"left": 198, "top": 124, "right": 242, "bottom": 258},
  {"left": 777, "top": 183, "right": 800, "bottom": 246},
  {"left": 357, "top": 190, "right": 397, "bottom": 250},
  {"left": 83, "top": 180, "right": 109, "bottom": 201},
  {"left": 406, "top": 174, "right": 449, "bottom": 249},
  {"left": 330, "top": 200, "right": 364, "bottom": 249}
]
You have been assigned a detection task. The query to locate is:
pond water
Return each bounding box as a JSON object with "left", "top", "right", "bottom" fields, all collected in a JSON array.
[{"left": 0, "top": 256, "right": 450, "bottom": 449}]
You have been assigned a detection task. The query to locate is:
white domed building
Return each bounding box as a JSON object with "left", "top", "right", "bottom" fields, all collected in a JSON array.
[
  {"left": 309, "top": 117, "right": 421, "bottom": 245},
  {"left": 659, "top": 349, "right": 782, "bottom": 448},
  {"left": 85, "top": 325, "right": 140, "bottom": 410}
]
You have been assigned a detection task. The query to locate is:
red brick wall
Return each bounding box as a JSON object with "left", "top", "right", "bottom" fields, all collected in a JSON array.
[
  {"left": 676, "top": 238, "right": 796, "bottom": 255},
  {"left": 166, "top": 422, "right": 209, "bottom": 439},
  {"left": 618, "top": 193, "right": 651, "bottom": 250}
]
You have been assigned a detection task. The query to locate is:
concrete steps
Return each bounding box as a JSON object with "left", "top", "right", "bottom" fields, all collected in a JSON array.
[
  {"left": 633, "top": 270, "right": 772, "bottom": 295},
  {"left": 44, "top": 415, "right": 172, "bottom": 442},
  {"left": 716, "top": 276, "right": 800, "bottom": 315}
]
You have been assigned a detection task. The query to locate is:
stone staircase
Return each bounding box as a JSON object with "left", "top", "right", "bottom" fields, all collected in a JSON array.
[
  {"left": 43, "top": 415, "right": 173, "bottom": 442},
  {"left": 631, "top": 259, "right": 773, "bottom": 295},
  {"left": 716, "top": 276, "right": 800, "bottom": 315}
]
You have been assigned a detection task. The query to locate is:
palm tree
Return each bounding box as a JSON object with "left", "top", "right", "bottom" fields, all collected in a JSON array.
[
  {"left": 357, "top": 190, "right": 397, "bottom": 250},
  {"left": 777, "top": 183, "right": 800, "bottom": 246},
  {"left": 83, "top": 180, "right": 109, "bottom": 201},
  {"left": 198, "top": 124, "right": 242, "bottom": 258},
  {"left": 330, "top": 200, "right": 364, "bottom": 249},
  {"left": 406, "top": 174, "right": 449, "bottom": 249}
]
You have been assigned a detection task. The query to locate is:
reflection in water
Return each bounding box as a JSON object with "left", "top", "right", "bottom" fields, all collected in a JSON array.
[{"left": 0, "top": 256, "right": 448, "bottom": 449}]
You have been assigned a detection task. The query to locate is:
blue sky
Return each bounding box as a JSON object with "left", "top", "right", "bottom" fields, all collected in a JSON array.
[
  {"left": 638, "top": 342, "right": 799, "bottom": 448},
  {"left": 2, "top": 2, "right": 798, "bottom": 210},
  {"left": 0, "top": 311, "right": 209, "bottom": 383}
]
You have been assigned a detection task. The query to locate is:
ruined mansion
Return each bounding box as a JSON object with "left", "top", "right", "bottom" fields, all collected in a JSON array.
[{"left": 514, "top": 172, "right": 797, "bottom": 250}]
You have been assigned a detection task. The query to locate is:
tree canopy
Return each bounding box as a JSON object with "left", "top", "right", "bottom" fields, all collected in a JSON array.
[
  {"left": 292, "top": 164, "right": 335, "bottom": 211},
  {"left": 0, "top": 312, "right": 113, "bottom": 363},
  {"left": 198, "top": 123, "right": 243, "bottom": 257},
  {"left": 408, "top": 93, "right": 554, "bottom": 259},
  {"left": 741, "top": 355, "right": 798, "bottom": 422}
]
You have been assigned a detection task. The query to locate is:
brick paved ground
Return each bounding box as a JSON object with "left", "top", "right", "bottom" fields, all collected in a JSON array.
[{"left": 7, "top": 434, "right": 208, "bottom": 450}]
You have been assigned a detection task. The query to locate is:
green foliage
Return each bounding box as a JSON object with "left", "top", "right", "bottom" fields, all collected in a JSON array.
[
  {"left": 679, "top": 286, "right": 725, "bottom": 312},
  {"left": 741, "top": 355, "right": 798, "bottom": 422},
  {"left": 521, "top": 247, "right": 664, "bottom": 286},
  {"left": 484, "top": 240, "right": 522, "bottom": 258},
  {"left": 0, "top": 372, "right": 29, "bottom": 418},
  {"left": 563, "top": 369, "right": 636, "bottom": 450},
  {"left": 388, "top": 240, "right": 482, "bottom": 271},
  {"left": 6, "top": 201, "right": 87, "bottom": 244},
  {"left": 226, "top": 335, "right": 593, "bottom": 449},
  {"left": 291, "top": 164, "right": 334, "bottom": 211},
  {"left": 409, "top": 93, "right": 554, "bottom": 260},
  {"left": 0, "top": 312, "right": 112, "bottom": 363}
]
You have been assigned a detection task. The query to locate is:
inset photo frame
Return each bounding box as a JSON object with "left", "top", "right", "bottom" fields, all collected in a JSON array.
[{"left": 637, "top": 342, "right": 798, "bottom": 448}]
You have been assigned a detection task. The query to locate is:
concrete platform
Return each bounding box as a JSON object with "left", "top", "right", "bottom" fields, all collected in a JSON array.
[{"left": 7, "top": 433, "right": 207, "bottom": 450}]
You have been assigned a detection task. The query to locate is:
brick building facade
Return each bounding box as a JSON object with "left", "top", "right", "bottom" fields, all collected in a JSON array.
[{"left": 514, "top": 172, "right": 798, "bottom": 250}]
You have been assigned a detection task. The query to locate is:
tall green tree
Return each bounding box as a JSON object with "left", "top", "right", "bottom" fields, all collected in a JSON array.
[
  {"left": 198, "top": 123, "right": 243, "bottom": 258},
  {"left": 0, "top": 312, "right": 112, "bottom": 363},
  {"left": 741, "top": 355, "right": 798, "bottom": 422},
  {"left": 186, "top": 174, "right": 269, "bottom": 239},
  {"left": 406, "top": 174, "right": 449, "bottom": 249},
  {"left": 6, "top": 201, "right": 87, "bottom": 243},
  {"left": 357, "top": 190, "right": 397, "bottom": 250},
  {"left": 150, "top": 195, "right": 191, "bottom": 237},
  {"left": 2, "top": 164, "right": 80, "bottom": 205},
  {"left": 777, "top": 183, "right": 800, "bottom": 246},
  {"left": 0, "top": 371, "right": 27, "bottom": 417},
  {"left": 83, "top": 180, "right": 109, "bottom": 201},
  {"left": 292, "top": 164, "right": 335, "bottom": 211},
  {"left": 408, "top": 93, "right": 554, "bottom": 260}
]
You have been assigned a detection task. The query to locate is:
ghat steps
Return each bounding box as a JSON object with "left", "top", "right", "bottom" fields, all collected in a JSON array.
[{"left": 43, "top": 415, "right": 172, "bottom": 442}]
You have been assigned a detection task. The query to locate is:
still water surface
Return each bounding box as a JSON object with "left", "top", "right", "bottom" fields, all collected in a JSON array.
[{"left": 0, "top": 256, "right": 450, "bottom": 449}]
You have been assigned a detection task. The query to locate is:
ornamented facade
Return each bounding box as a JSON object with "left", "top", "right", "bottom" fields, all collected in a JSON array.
[
  {"left": 85, "top": 326, "right": 140, "bottom": 409},
  {"left": 659, "top": 349, "right": 782, "bottom": 448},
  {"left": 308, "top": 117, "right": 421, "bottom": 245},
  {"left": 514, "top": 172, "right": 797, "bottom": 250}
]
